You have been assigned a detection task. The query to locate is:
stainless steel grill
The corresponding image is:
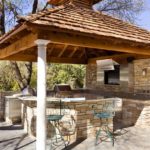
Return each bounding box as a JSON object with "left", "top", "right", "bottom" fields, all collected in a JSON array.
[{"left": 53, "top": 84, "right": 72, "bottom": 98}]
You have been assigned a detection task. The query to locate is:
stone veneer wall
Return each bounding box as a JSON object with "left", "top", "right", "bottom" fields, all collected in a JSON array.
[
  {"left": 86, "top": 63, "right": 134, "bottom": 92},
  {"left": 22, "top": 99, "right": 114, "bottom": 142},
  {"left": 114, "top": 99, "right": 150, "bottom": 129},
  {"left": 0, "top": 92, "right": 5, "bottom": 120},
  {"left": 86, "top": 64, "right": 97, "bottom": 89},
  {"left": 134, "top": 59, "right": 150, "bottom": 94}
]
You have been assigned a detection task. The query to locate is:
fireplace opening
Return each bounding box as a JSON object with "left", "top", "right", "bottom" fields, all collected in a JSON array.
[{"left": 104, "top": 65, "right": 120, "bottom": 85}]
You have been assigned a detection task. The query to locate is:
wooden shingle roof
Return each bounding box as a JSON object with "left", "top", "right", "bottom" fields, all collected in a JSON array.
[{"left": 17, "top": 3, "right": 150, "bottom": 45}]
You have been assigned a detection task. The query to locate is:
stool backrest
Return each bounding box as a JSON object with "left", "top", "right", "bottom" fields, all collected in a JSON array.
[
  {"left": 102, "top": 100, "right": 115, "bottom": 116},
  {"left": 92, "top": 98, "right": 121, "bottom": 117}
]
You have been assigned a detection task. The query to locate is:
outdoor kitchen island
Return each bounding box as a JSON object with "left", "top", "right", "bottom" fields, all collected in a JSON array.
[
  {"left": 18, "top": 95, "right": 150, "bottom": 144},
  {"left": 19, "top": 96, "right": 118, "bottom": 143}
]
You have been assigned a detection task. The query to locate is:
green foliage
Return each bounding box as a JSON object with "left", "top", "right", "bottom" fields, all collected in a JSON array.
[
  {"left": 0, "top": 62, "right": 86, "bottom": 91},
  {"left": 30, "top": 64, "right": 37, "bottom": 88},
  {"left": 47, "top": 64, "right": 86, "bottom": 89},
  {"left": 0, "top": 61, "right": 19, "bottom": 91},
  {"left": 29, "top": 63, "right": 86, "bottom": 90}
]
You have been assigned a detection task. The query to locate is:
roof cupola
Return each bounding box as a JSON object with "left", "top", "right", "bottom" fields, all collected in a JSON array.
[{"left": 47, "top": 0, "right": 95, "bottom": 9}]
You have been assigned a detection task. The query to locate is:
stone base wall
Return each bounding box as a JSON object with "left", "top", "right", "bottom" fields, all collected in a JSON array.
[
  {"left": 21, "top": 97, "right": 150, "bottom": 144},
  {"left": 0, "top": 92, "right": 5, "bottom": 120},
  {"left": 114, "top": 99, "right": 150, "bottom": 130},
  {"left": 134, "top": 59, "right": 150, "bottom": 94},
  {"left": 22, "top": 99, "right": 114, "bottom": 142}
]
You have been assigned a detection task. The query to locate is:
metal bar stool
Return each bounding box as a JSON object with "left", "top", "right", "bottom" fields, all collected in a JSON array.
[
  {"left": 47, "top": 99, "right": 67, "bottom": 148},
  {"left": 92, "top": 100, "right": 116, "bottom": 146}
]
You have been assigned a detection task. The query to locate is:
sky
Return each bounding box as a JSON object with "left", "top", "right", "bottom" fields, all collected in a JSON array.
[
  {"left": 136, "top": 0, "right": 150, "bottom": 30},
  {"left": 93, "top": 0, "right": 150, "bottom": 31}
]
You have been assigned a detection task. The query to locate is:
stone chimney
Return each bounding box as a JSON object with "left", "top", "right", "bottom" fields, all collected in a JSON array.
[{"left": 47, "top": 0, "right": 94, "bottom": 9}]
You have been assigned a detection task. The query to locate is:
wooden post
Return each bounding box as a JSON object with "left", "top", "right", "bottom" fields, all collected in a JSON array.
[{"left": 35, "top": 39, "right": 49, "bottom": 150}]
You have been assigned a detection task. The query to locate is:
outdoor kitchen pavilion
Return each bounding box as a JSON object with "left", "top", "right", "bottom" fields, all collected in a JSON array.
[{"left": 1, "top": 0, "right": 150, "bottom": 150}]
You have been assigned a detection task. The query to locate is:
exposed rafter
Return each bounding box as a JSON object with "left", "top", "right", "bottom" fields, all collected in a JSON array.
[
  {"left": 79, "top": 49, "right": 85, "bottom": 58},
  {"left": 58, "top": 45, "right": 68, "bottom": 57},
  {"left": 69, "top": 47, "right": 78, "bottom": 58},
  {"left": 47, "top": 43, "right": 55, "bottom": 56},
  {"left": 38, "top": 30, "right": 150, "bottom": 56}
]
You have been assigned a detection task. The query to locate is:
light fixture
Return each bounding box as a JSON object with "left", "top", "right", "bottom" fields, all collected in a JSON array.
[{"left": 142, "top": 68, "right": 147, "bottom": 76}]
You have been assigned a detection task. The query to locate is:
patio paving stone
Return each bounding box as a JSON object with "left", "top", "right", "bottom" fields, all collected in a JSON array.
[{"left": 0, "top": 122, "right": 150, "bottom": 150}]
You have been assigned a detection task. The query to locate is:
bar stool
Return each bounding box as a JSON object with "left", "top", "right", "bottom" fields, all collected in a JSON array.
[
  {"left": 47, "top": 99, "right": 67, "bottom": 148},
  {"left": 92, "top": 100, "right": 116, "bottom": 146}
]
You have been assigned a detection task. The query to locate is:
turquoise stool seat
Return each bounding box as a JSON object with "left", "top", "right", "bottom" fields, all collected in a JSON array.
[
  {"left": 95, "top": 112, "right": 114, "bottom": 119},
  {"left": 47, "top": 115, "right": 63, "bottom": 121}
]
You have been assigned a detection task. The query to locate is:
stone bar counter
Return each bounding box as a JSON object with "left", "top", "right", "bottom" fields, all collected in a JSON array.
[
  {"left": 19, "top": 96, "right": 117, "bottom": 142},
  {"left": 18, "top": 96, "right": 150, "bottom": 143}
]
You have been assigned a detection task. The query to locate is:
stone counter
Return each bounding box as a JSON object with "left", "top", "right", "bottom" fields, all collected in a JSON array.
[
  {"left": 20, "top": 96, "right": 150, "bottom": 143},
  {"left": 5, "top": 95, "right": 22, "bottom": 123},
  {"left": 21, "top": 97, "right": 119, "bottom": 142}
]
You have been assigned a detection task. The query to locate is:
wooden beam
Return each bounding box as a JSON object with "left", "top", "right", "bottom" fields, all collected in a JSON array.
[
  {"left": 4, "top": 54, "right": 36, "bottom": 62},
  {"left": 0, "top": 33, "right": 38, "bottom": 59},
  {"left": 38, "top": 30, "right": 150, "bottom": 56},
  {"left": 69, "top": 47, "right": 78, "bottom": 58},
  {"left": 0, "top": 24, "right": 27, "bottom": 45},
  {"left": 48, "top": 56, "right": 86, "bottom": 64},
  {"left": 4, "top": 54, "right": 86, "bottom": 64},
  {"left": 88, "top": 53, "right": 135, "bottom": 64},
  {"left": 58, "top": 45, "right": 68, "bottom": 57}
]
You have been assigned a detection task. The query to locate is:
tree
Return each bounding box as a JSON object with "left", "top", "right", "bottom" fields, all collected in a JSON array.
[
  {"left": 10, "top": 0, "right": 38, "bottom": 91},
  {"left": 0, "top": 62, "right": 18, "bottom": 91},
  {"left": 94, "top": 0, "right": 144, "bottom": 22},
  {"left": 46, "top": 64, "right": 86, "bottom": 89},
  {"left": 0, "top": 0, "right": 39, "bottom": 91},
  {"left": 0, "top": 0, "right": 5, "bottom": 35}
]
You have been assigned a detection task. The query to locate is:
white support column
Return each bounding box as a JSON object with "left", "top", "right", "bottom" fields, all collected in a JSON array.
[{"left": 35, "top": 39, "right": 50, "bottom": 150}]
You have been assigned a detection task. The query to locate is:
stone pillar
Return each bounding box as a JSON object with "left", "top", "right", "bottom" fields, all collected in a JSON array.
[
  {"left": 128, "top": 62, "right": 134, "bottom": 93},
  {"left": 35, "top": 39, "right": 49, "bottom": 150},
  {"left": 86, "top": 64, "right": 97, "bottom": 89}
]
